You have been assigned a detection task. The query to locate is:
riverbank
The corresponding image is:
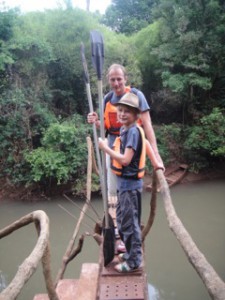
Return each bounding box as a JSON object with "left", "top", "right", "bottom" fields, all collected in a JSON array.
[
  {"left": 143, "top": 163, "right": 225, "bottom": 190},
  {"left": 1, "top": 163, "right": 225, "bottom": 202}
]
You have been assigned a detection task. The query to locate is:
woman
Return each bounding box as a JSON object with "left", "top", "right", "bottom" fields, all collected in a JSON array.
[{"left": 87, "top": 63, "right": 164, "bottom": 197}]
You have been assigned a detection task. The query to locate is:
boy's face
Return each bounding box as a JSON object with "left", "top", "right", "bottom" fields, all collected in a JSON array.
[
  {"left": 117, "top": 104, "right": 138, "bottom": 127},
  {"left": 108, "top": 68, "right": 127, "bottom": 96}
]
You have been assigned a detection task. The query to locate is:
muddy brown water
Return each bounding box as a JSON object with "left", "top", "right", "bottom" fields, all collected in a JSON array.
[{"left": 0, "top": 178, "right": 225, "bottom": 300}]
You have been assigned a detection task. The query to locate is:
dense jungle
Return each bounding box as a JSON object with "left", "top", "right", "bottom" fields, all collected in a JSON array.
[{"left": 0, "top": 0, "right": 225, "bottom": 200}]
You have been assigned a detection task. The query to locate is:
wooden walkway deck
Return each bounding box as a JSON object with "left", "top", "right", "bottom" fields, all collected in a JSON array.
[
  {"left": 97, "top": 240, "right": 149, "bottom": 300},
  {"left": 34, "top": 196, "right": 149, "bottom": 300}
]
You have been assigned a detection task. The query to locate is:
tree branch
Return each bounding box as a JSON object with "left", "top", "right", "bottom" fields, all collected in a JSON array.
[
  {"left": 142, "top": 171, "right": 157, "bottom": 241},
  {"left": 156, "top": 169, "right": 225, "bottom": 300},
  {"left": 0, "top": 210, "right": 58, "bottom": 300}
]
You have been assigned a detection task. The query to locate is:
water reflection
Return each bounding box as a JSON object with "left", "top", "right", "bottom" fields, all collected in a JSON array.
[
  {"left": 148, "top": 283, "right": 160, "bottom": 300},
  {"left": 0, "top": 271, "right": 7, "bottom": 293}
]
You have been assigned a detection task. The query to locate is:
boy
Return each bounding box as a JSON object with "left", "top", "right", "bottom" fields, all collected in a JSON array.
[{"left": 99, "top": 93, "right": 163, "bottom": 273}]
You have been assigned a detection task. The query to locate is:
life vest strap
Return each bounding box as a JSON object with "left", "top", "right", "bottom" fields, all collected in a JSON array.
[{"left": 111, "top": 125, "right": 146, "bottom": 179}]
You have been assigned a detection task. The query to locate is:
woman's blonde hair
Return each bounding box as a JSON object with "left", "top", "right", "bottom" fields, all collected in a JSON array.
[{"left": 106, "top": 64, "right": 127, "bottom": 80}]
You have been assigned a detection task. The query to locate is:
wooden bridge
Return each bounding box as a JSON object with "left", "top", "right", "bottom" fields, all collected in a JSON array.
[
  {"left": 34, "top": 195, "right": 149, "bottom": 300},
  {"left": 34, "top": 255, "right": 148, "bottom": 300}
]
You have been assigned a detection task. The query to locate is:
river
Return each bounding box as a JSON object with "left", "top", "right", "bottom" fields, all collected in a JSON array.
[{"left": 0, "top": 178, "right": 225, "bottom": 300}]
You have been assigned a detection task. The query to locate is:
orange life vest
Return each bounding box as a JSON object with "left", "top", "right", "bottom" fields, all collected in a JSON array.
[
  {"left": 111, "top": 125, "right": 146, "bottom": 179},
  {"left": 104, "top": 87, "right": 142, "bottom": 135}
]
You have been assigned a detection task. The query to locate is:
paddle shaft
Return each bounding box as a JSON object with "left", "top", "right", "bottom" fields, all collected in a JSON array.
[
  {"left": 97, "top": 80, "right": 109, "bottom": 228},
  {"left": 80, "top": 43, "right": 103, "bottom": 191},
  {"left": 85, "top": 81, "right": 103, "bottom": 178},
  {"left": 90, "top": 30, "right": 109, "bottom": 229}
]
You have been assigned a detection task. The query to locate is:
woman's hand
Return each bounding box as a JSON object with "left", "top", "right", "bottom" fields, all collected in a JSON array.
[
  {"left": 87, "top": 112, "right": 98, "bottom": 124},
  {"left": 154, "top": 163, "right": 165, "bottom": 173}
]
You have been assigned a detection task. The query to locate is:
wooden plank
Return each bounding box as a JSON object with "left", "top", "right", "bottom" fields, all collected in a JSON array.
[
  {"left": 33, "top": 294, "right": 49, "bottom": 300},
  {"left": 33, "top": 279, "right": 79, "bottom": 300},
  {"left": 56, "top": 279, "right": 79, "bottom": 300},
  {"left": 76, "top": 263, "right": 99, "bottom": 300}
]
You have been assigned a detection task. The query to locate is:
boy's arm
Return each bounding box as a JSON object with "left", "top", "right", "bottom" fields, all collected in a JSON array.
[
  {"left": 98, "top": 138, "right": 134, "bottom": 166},
  {"left": 146, "top": 139, "right": 165, "bottom": 171}
]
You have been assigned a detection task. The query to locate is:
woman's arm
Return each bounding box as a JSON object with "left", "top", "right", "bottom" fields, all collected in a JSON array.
[
  {"left": 141, "top": 111, "right": 164, "bottom": 167},
  {"left": 146, "top": 140, "right": 165, "bottom": 171}
]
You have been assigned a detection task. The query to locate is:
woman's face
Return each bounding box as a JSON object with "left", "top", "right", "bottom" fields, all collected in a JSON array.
[{"left": 108, "top": 68, "right": 127, "bottom": 96}]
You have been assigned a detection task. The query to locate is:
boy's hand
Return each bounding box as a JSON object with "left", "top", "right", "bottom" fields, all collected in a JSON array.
[{"left": 98, "top": 137, "right": 108, "bottom": 150}]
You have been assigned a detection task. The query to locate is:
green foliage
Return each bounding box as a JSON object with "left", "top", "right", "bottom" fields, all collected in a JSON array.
[
  {"left": 184, "top": 108, "right": 225, "bottom": 170},
  {"left": 154, "top": 124, "right": 184, "bottom": 165},
  {"left": 104, "top": 33, "right": 143, "bottom": 88},
  {"left": 161, "top": 72, "right": 212, "bottom": 93},
  {"left": 10, "top": 8, "right": 101, "bottom": 116},
  {"left": 212, "top": 146, "right": 225, "bottom": 156},
  {"left": 0, "top": 6, "right": 146, "bottom": 193},
  {"left": 133, "top": 21, "right": 163, "bottom": 95},
  {"left": 11, "top": 36, "right": 54, "bottom": 80},
  {"left": 0, "top": 88, "right": 56, "bottom": 184},
  {"left": 0, "top": 40, "right": 14, "bottom": 71},
  {"left": 25, "top": 115, "right": 88, "bottom": 184},
  {"left": 102, "top": 0, "right": 155, "bottom": 35},
  {"left": 25, "top": 148, "right": 68, "bottom": 183},
  {"left": 0, "top": 7, "right": 18, "bottom": 72},
  {"left": 1, "top": 2, "right": 225, "bottom": 194},
  {"left": 161, "top": 72, "right": 187, "bottom": 93},
  {"left": 72, "top": 173, "right": 100, "bottom": 195},
  {"left": 0, "top": 6, "right": 17, "bottom": 41},
  {"left": 152, "top": 126, "right": 171, "bottom": 166},
  {"left": 134, "top": 0, "right": 225, "bottom": 123}
]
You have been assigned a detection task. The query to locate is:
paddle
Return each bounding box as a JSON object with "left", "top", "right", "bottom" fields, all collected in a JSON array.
[
  {"left": 90, "top": 30, "right": 115, "bottom": 266},
  {"left": 80, "top": 42, "right": 102, "bottom": 179}
]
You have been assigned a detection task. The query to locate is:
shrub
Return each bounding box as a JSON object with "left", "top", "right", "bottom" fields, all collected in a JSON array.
[
  {"left": 25, "top": 115, "right": 89, "bottom": 186},
  {"left": 184, "top": 107, "right": 225, "bottom": 171},
  {"left": 0, "top": 88, "right": 56, "bottom": 184}
]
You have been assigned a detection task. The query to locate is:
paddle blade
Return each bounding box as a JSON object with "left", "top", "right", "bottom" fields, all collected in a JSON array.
[
  {"left": 90, "top": 30, "right": 104, "bottom": 80},
  {"left": 103, "top": 213, "right": 115, "bottom": 266},
  {"left": 80, "top": 42, "right": 89, "bottom": 84},
  {"left": 103, "top": 228, "right": 115, "bottom": 266}
]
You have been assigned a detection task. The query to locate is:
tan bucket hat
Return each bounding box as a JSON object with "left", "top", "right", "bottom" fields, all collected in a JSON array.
[{"left": 115, "top": 92, "right": 140, "bottom": 111}]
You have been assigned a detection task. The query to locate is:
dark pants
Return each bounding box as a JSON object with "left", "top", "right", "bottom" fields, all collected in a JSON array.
[{"left": 116, "top": 189, "right": 142, "bottom": 269}]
